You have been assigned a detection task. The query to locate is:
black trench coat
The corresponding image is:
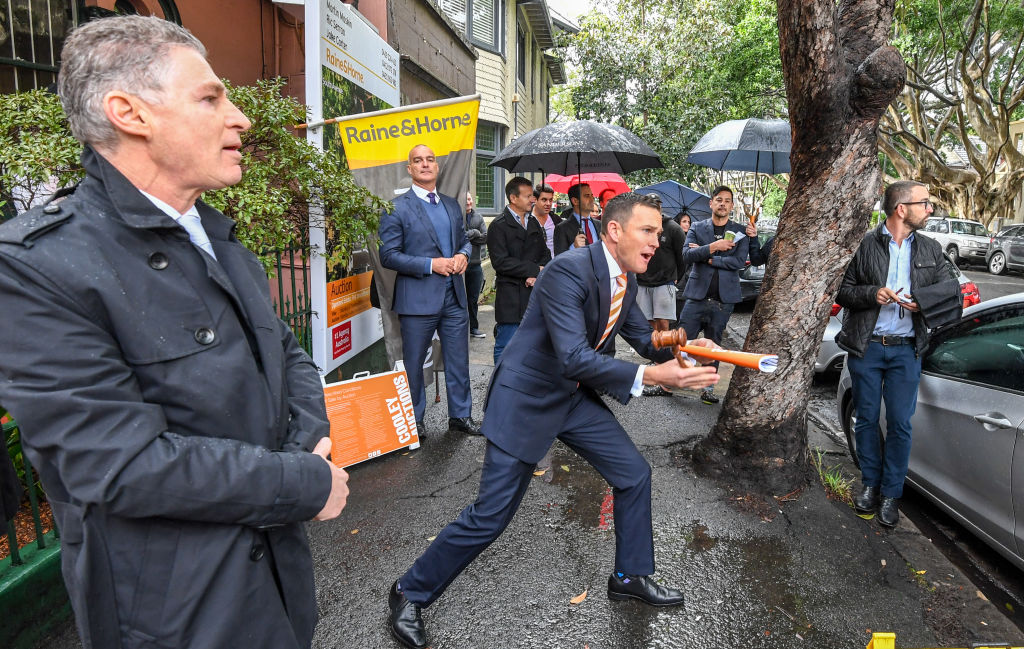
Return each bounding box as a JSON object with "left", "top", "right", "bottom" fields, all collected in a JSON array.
[{"left": 0, "top": 148, "right": 331, "bottom": 649}]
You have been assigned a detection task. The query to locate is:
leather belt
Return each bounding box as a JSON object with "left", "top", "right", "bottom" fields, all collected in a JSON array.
[{"left": 870, "top": 334, "right": 915, "bottom": 346}]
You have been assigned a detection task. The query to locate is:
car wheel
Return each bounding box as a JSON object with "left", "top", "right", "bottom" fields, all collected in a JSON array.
[
  {"left": 988, "top": 251, "right": 1007, "bottom": 275},
  {"left": 842, "top": 395, "right": 860, "bottom": 470},
  {"left": 945, "top": 245, "right": 960, "bottom": 265}
]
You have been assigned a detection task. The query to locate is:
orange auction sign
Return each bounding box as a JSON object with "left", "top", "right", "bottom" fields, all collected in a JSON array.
[
  {"left": 326, "top": 272, "right": 374, "bottom": 328},
  {"left": 324, "top": 368, "right": 420, "bottom": 468}
]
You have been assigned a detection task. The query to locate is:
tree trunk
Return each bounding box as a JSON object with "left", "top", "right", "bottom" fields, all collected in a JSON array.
[{"left": 693, "top": 0, "right": 906, "bottom": 496}]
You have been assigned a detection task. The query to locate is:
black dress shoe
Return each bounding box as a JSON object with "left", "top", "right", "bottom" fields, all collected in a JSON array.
[
  {"left": 414, "top": 421, "right": 425, "bottom": 440},
  {"left": 389, "top": 581, "right": 427, "bottom": 649},
  {"left": 607, "top": 573, "right": 685, "bottom": 607},
  {"left": 878, "top": 497, "right": 900, "bottom": 527},
  {"left": 853, "top": 485, "right": 880, "bottom": 514},
  {"left": 448, "top": 416, "right": 482, "bottom": 435}
]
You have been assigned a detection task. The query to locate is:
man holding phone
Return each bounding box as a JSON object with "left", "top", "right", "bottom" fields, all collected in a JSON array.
[{"left": 835, "top": 180, "right": 961, "bottom": 527}]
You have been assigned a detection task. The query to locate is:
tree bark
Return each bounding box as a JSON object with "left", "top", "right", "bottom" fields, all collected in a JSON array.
[{"left": 693, "top": 0, "right": 905, "bottom": 495}]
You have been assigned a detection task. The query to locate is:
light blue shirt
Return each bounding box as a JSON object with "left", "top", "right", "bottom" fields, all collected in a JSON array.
[
  {"left": 873, "top": 224, "right": 914, "bottom": 337},
  {"left": 575, "top": 212, "right": 599, "bottom": 244},
  {"left": 410, "top": 184, "right": 450, "bottom": 275},
  {"left": 139, "top": 191, "right": 217, "bottom": 260},
  {"left": 600, "top": 244, "right": 645, "bottom": 396}
]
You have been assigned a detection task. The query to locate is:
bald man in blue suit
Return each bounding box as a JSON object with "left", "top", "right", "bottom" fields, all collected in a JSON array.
[
  {"left": 378, "top": 145, "right": 480, "bottom": 437},
  {"left": 387, "top": 193, "right": 721, "bottom": 649}
]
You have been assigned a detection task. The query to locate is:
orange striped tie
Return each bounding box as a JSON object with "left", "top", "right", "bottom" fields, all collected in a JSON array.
[{"left": 597, "top": 273, "right": 627, "bottom": 348}]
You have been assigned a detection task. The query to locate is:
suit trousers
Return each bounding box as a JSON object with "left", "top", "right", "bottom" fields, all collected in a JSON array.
[
  {"left": 399, "top": 390, "right": 654, "bottom": 607},
  {"left": 465, "top": 263, "right": 484, "bottom": 332},
  {"left": 847, "top": 341, "right": 921, "bottom": 498},
  {"left": 398, "top": 281, "right": 472, "bottom": 423}
]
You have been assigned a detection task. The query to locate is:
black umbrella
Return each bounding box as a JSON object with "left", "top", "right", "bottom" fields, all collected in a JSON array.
[
  {"left": 490, "top": 120, "right": 663, "bottom": 176},
  {"left": 686, "top": 118, "right": 791, "bottom": 174}
]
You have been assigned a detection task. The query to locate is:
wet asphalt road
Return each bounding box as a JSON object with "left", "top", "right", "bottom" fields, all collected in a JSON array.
[
  {"left": 727, "top": 267, "right": 1024, "bottom": 638},
  {"left": 35, "top": 270, "right": 1024, "bottom": 649}
]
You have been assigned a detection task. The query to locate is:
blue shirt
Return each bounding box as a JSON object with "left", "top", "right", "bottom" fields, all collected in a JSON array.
[
  {"left": 873, "top": 224, "right": 914, "bottom": 337},
  {"left": 410, "top": 185, "right": 452, "bottom": 274},
  {"left": 574, "top": 212, "right": 599, "bottom": 244}
]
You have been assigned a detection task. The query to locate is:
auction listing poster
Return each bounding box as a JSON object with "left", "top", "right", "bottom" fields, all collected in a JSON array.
[
  {"left": 326, "top": 271, "right": 380, "bottom": 364},
  {"left": 304, "top": 0, "right": 399, "bottom": 375},
  {"left": 325, "top": 368, "right": 420, "bottom": 468}
]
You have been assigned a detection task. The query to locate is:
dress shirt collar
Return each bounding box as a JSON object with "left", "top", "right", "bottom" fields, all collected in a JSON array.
[
  {"left": 600, "top": 242, "right": 624, "bottom": 280},
  {"left": 410, "top": 184, "right": 439, "bottom": 203},
  {"left": 139, "top": 189, "right": 201, "bottom": 224}
]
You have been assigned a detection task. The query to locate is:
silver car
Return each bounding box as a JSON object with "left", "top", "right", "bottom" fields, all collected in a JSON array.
[{"left": 836, "top": 292, "right": 1024, "bottom": 570}]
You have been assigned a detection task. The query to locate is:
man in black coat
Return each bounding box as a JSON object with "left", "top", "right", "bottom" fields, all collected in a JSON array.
[
  {"left": 836, "top": 180, "right": 961, "bottom": 527},
  {"left": 464, "top": 192, "right": 488, "bottom": 338},
  {"left": 487, "top": 177, "right": 552, "bottom": 363},
  {"left": 554, "top": 182, "right": 599, "bottom": 255},
  {"left": 0, "top": 16, "right": 348, "bottom": 649}
]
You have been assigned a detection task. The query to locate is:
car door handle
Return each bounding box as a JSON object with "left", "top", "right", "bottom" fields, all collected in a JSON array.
[{"left": 972, "top": 413, "right": 1014, "bottom": 429}]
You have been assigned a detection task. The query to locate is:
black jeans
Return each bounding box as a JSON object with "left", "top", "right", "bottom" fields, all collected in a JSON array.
[{"left": 465, "top": 263, "right": 484, "bottom": 331}]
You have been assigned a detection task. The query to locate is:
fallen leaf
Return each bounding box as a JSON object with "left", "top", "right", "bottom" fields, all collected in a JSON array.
[
  {"left": 1006, "top": 602, "right": 1015, "bottom": 613},
  {"left": 561, "top": 465, "right": 570, "bottom": 472},
  {"left": 916, "top": 570, "right": 926, "bottom": 575},
  {"left": 880, "top": 559, "right": 887, "bottom": 568},
  {"left": 980, "top": 621, "right": 988, "bottom": 626},
  {"left": 570, "top": 589, "right": 588, "bottom": 605},
  {"left": 976, "top": 590, "right": 988, "bottom": 601},
  {"left": 350, "top": 529, "right": 359, "bottom": 534},
  {"left": 533, "top": 468, "right": 547, "bottom": 476},
  {"left": 427, "top": 536, "right": 436, "bottom": 541}
]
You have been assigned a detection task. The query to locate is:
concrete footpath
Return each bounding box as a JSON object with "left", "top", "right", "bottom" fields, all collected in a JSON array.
[{"left": 37, "top": 300, "right": 1024, "bottom": 649}]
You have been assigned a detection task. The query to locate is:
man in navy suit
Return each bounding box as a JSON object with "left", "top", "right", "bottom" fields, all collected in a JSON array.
[
  {"left": 678, "top": 185, "right": 750, "bottom": 405},
  {"left": 387, "top": 193, "right": 721, "bottom": 649},
  {"left": 378, "top": 145, "right": 481, "bottom": 437}
]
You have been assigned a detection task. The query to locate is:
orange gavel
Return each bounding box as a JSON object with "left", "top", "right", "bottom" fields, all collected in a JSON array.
[{"left": 651, "top": 329, "right": 779, "bottom": 373}]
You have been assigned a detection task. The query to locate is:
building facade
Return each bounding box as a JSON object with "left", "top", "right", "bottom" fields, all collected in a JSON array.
[{"left": 435, "top": 0, "right": 568, "bottom": 214}]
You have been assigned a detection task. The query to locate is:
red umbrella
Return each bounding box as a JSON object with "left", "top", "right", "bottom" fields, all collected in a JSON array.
[{"left": 544, "top": 173, "right": 629, "bottom": 199}]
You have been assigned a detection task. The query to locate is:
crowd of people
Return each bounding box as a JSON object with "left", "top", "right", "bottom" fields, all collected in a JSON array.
[{"left": 0, "top": 15, "right": 962, "bottom": 649}]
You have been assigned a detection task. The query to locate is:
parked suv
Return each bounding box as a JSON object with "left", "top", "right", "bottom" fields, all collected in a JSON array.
[
  {"left": 986, "top": 224, "right": 1024, "bottom": 275},
  {"left": 918, "top": 217, "right": 990, "bottom": 266}
]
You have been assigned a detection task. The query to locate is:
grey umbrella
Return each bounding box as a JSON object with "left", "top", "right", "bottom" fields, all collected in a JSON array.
[
  {"left": 686, "top": 118, "right": 791, "bottom": 174},
  {"left": 490, "top": 120, "right": 663, "bottom": 175}
]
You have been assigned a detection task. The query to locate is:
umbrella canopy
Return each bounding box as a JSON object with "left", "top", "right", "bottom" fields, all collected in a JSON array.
[
  {"left": 490, "top": 120, "right": 662, "bottom": 175},
  {"left": 544, "top": 173, "right": 629, "bottom": 198},
  {"left": 634, "top": 180, "right": 712, "bottom": 220},
  {"left": 686, "top": 118, "right": 791, "bottom": 174}
]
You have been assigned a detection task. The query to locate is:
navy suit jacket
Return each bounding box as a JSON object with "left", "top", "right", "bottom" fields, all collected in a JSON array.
[
  {"left": 378, "top": 189, "right": 473, "bottom": 315},
  {"left": 680, "top": 218, "right": 750, "bottom": 304},
  {"left": 481, "top": 242, "right": 674, "bottom": 464}
]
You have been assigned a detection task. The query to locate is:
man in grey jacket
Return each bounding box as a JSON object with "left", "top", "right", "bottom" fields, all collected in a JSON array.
[
  {"left": 836, "top": 180, "right": 960, "bottom": 527},
  {"left": 0, "top": 16, "right": 348, "bottom": 649}
]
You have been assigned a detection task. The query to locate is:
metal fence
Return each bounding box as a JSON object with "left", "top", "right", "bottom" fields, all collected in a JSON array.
[
  {"left": 265, "top": 243, "right": 313, "bottom": 355},
  {"left": 2, "top": 416, "right": 57, "bottom": 570}
]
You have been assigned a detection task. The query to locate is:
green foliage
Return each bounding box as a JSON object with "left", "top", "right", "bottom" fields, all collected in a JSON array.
[
  {"left": 0, "top": 90, "right": 83, "bottom": 219},
  {"left": 205, "top": 78, "right": 388, "bottom": 271},
  {"left": 0, "top": 81, "right": 385, "bottom": 270},
  {"left": 811, "top": 448, "right": 854, "bottom": 505},
  {"left": 760, "top": 180, "right": 787, "bottom": 219},
  {"left": 562, "top": 0, "right": 786, "bottom": 187}
]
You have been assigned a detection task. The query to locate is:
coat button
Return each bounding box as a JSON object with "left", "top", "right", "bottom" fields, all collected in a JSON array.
[
  {"left": 148, "top": 252, "right": 169, "bottom": 270},
  {"left": 249, "top": 543, "right": 265, "bottom": 561},
  {"left": 43, "top": 204, "right": 60, "bottom": 214},
  {"left": 194, "top": 327, "right": 216, "bottom": 345}
]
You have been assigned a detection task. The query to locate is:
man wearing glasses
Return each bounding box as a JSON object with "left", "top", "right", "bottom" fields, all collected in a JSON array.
[{"left": 835, "top": 181, "right": 961, "bottom": 527}]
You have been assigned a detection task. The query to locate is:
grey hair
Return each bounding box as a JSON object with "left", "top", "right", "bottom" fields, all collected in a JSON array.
[
  {"left": 58, "top": 15, "right": 206, "bottom": 149},
  {"left": 883, "top": 180, "right": 927, "bottom": 216}
]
